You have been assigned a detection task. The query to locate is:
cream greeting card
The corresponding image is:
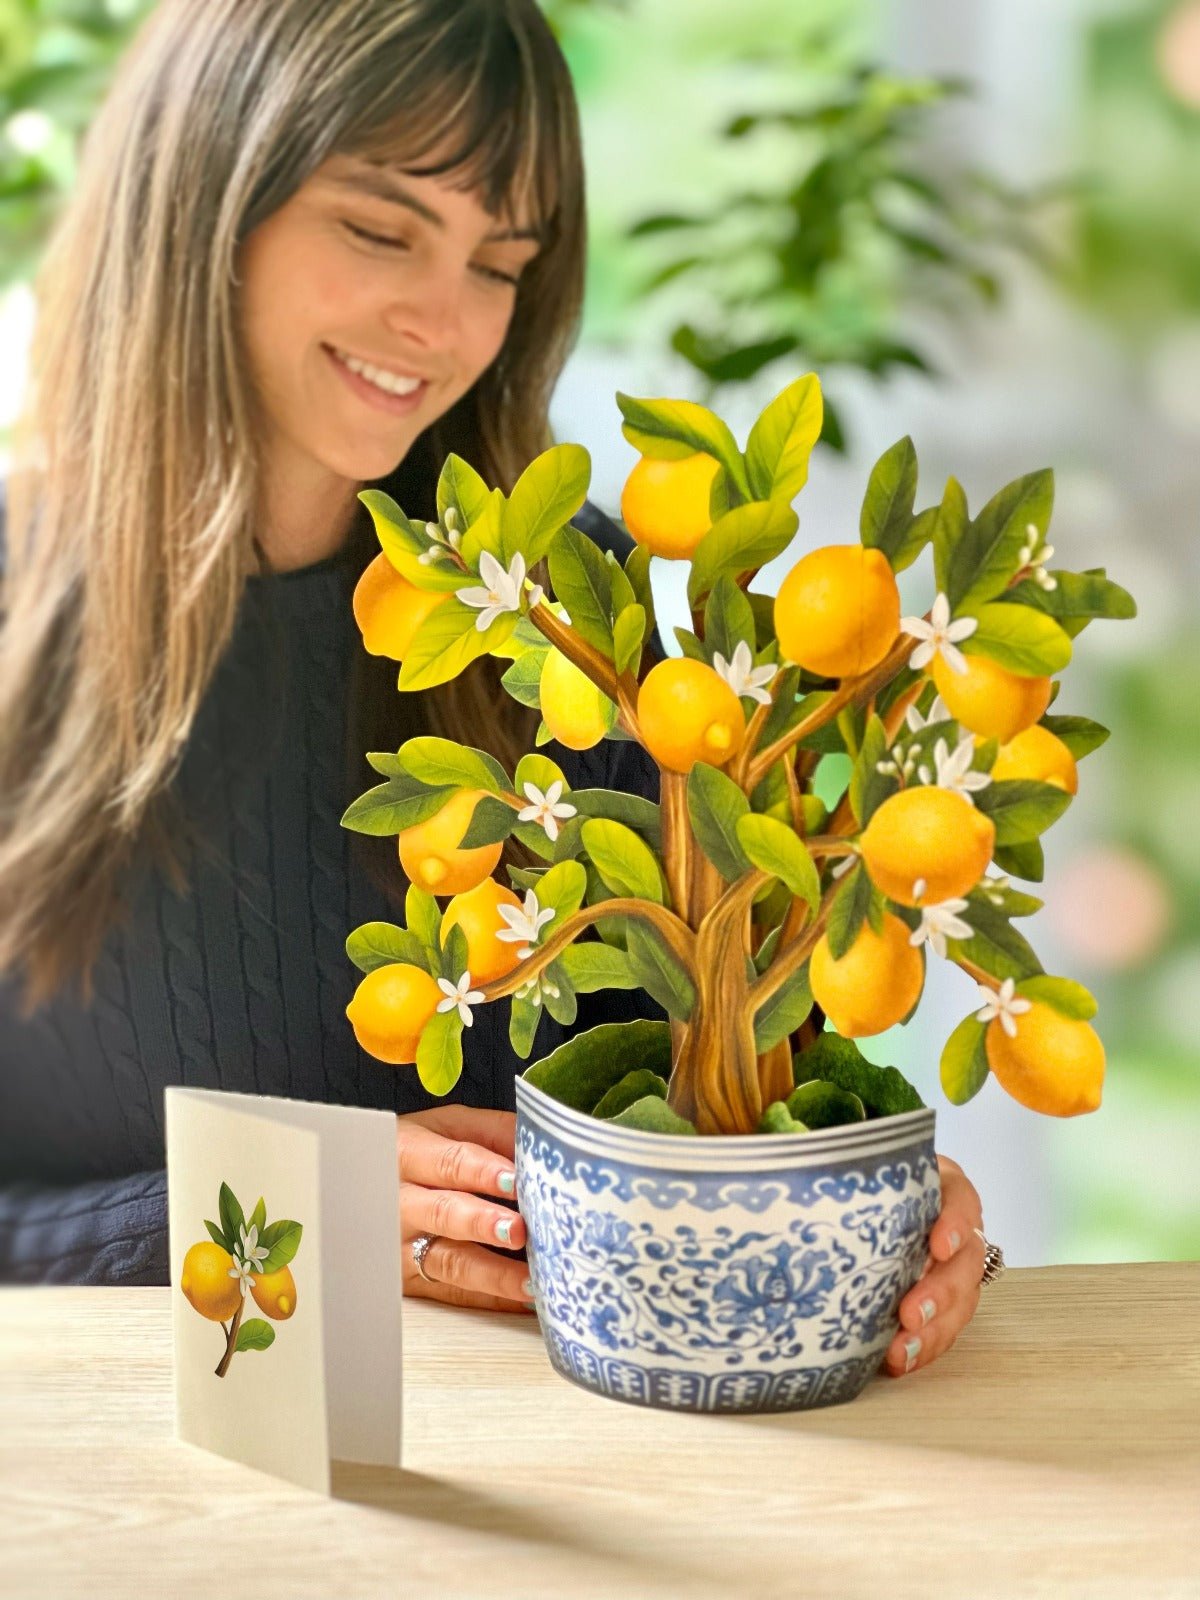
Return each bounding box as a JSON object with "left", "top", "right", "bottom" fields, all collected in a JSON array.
[{"left": 165, "top": 1087, "right": 402, "bottom": 1494}]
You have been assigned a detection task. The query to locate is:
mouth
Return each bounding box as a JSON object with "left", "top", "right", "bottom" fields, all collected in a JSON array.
[{"left": 323, "top": 343, "right": 431, "bottom": 416}]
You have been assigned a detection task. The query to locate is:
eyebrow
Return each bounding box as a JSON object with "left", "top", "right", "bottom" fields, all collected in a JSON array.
[{"left": 329, "top": 163, "right": 543, "bottom": 244}]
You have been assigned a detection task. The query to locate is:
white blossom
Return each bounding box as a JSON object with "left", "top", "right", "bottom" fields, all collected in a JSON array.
[
  {"left": 904, "top": 694, "right": 953, "bottom": 735},
  {"left": 457, "top": 550, "right": 542, "bottom": 632},
  {"left": 516, "top": 779, "right": 577, "bottom": 843},
  {"left": 830, "top": 852, "right": 859, "bottom": 880},
  {"left": 514, "top": 971, "right": 561, "bottom": 1008},
  {"left": 711, "top": 639, "right": 777, "bottom": 705},
  {"left": 237, "top": 1223, "right": 268, "bottom": 1271},
  {"left": 228, "top": 1254, "right": 257, "bottom": 1296},
  {"left": 494, "top": 888, "right": 556, "bottom": 959},
  {"left": 908, "top": 897, "right": 973, "bottom": 958},
  {"left": 974, "top": 976, "right": 1032, "bottom": 1038},
  {"left": 917, "top": 734, "right": 992, "bottom": 802},
  {"left": 901, "top": 592, "right": 978, "bottom": 676},
  {"left": 436, "top": 970, "right": 486, "bottom": 1027}
]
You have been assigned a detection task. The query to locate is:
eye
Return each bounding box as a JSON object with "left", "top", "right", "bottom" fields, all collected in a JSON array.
[{"left": 342, "top": 222, "right": 521, "bottom": 288}]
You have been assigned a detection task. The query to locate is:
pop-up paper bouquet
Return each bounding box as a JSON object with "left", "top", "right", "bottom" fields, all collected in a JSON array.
[{"left": 340, "top": 371, "right": 1135, "bottom": 1413}]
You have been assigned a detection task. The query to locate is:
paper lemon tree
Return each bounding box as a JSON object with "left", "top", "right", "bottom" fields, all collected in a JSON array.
[
  {"left": 180, "top": 1183, "right": 303, "bottom": 1377},
  {"left": 340, "top": 372, "right": 1135, "bottom": 1137}
]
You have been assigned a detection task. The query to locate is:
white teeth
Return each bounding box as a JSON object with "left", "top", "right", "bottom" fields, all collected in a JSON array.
[{"left": 334, "top": 348, "right": 423, "bottom": 397}]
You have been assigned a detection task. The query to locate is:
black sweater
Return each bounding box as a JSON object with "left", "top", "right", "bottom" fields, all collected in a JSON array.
[{"left": 0, "top": 496, "right": 664, "bottom": 1283}]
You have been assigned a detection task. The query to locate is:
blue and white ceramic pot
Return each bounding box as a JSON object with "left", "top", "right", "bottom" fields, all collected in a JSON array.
[{"left": 514, "top": 1075, "right": 941, "bottom": 1414}]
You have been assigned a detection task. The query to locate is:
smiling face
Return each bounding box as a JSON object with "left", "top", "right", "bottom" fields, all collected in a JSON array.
[{"left": 237, "top": 147, "right": 544, "bottom": 513}]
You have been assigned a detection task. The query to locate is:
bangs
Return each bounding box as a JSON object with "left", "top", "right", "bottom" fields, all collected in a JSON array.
[{"left": 341, "top": 2, "right": 565, "bottom": 243}]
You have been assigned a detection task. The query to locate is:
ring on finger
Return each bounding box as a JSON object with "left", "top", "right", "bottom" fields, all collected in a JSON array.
[{"left": 411, "top": 1230, "right": 438, "bottom": 1283}]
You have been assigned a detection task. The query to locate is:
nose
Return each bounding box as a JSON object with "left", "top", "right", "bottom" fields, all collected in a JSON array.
[{"left": 382, "top": 259, "right": 467, "bottom": 359}]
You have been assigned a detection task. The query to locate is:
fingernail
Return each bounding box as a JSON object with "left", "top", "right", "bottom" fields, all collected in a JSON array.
[
  {"left": 904, "top": 1337, "right": 922, "bottom": 1373},
  {"left": 919, "top": 1297, "right": 936, "bottom": 1327},
  {"left": 522, "top": 1276, "right": 534, "bottom": 1297},
  {"left": 497, "top": 1171, "right": 516, "bottom": 1195},
  {"left": 495, "top": 1218, "right": 514, "bottom": 1244},
  {"left": 949, "top": 1229, "right": 962, "bottom": 1253}
]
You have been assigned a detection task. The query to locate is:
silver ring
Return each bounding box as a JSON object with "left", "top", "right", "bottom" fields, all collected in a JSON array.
[
  {"left": 410, "top": 1231, "right": 438, "bottom": 1283},
  {"left": 973, "top": 1225, "right": 1006, "bottom": 1285}
]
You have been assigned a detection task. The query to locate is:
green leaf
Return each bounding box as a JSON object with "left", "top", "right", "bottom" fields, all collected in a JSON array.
[
  {"left": 557, "top": 941, "right": 638, "bottom": 993},
  {"left": 504, "top": 443, "right": 591, "bottom": 566},
  {"left": 258, "top": 1219, "right": 303, "bottom": 1273},
  {"left": 581, "top": 818, "right": 664, "bottom": 903},
  {"left": 500, "top": 647, "right": 549, "bottom": 709},
  {"left": 340, "top": 780, "right": 452, "bottom": 837},
  {"left": 397, "top": 737, "right": 509, "bottom": 795},
  {"left": 235, "top": 1319, "right": 276, "bottom": 1354},
  {"left": 792, "top": 1033, "right": 925, "bottom": 1116},
  {"left": 358, "top": 490, "right": 467, "bottom": 593},
  {"left": 615, "top": 392, "right": 749, "bottom": 498},
  {"left": 248, "top": 1196, "right": 266, "bottom": 1237},
  {"left": 533, "top": 859, "right": 588, "bottom": 925},
  {"left": 624, "top": 543, "right": 657, "bottom": 639},
  {"left": 346, "top": 922, "right": 431, "bottom": 976},
  {"left": 508, "top": 993, "right": 543, "bottom": 1060},
  {"left": 753, "top": 967, "right": 813, "bottom": 1054},
  {"left": 438, "top": 921, "right": 469, "bottom": 984},
  {"left": 687, "top": 499, "right": 799, "bottom": 608},
  {"left": 949, "top": 469, "right": 1054, "bottom": 613},
  {"left": 608, "top": 1096, "right": 698, "bottom": 1135},
  {"left": 890, "top": 503, "right": 939, "bottom": 574},
  {"left": 859, "top": 436, "right": 918, "bottom": 564},
  {"left": 940, "top": 1014, "right": 990, "bottom": 1106},
  {"left": 758, "top": 1102, "right": 810, "bottom": 1134},
  {"left": 993, "top": 839, "right": 1045, "bottom": 882},
  {"left": 735, "top": 814, "right": 820, "bottom": 907},
  {"left": 1040, "top": 714, "right": 1110, "bottom": 759},
  {"left": 523, "top": 1017, "right": 673, "bottom": 1112},
  {"left": 415, "top": 1006, "right": 464, "bottom": 1096},
  {"left": 436, "top": 452, "right": 492, "bottom": 533},
  {"left": 625, "top": 921, "right": 696, "bottom": 1021},
  {"left": 1007, "top": 570, "right": 1136, "bottom": 634},
  {"left": 459, "top": 488, "right": 506, "bottom": 570},
  {"left": 1015, "top": 974, "right": 1098, "bottom": 1020},
  {"left": 744, "top": 373, "right": 823, "bottom": 503},
  {"left": 849, "top": 715, "right": 896, "bottom": 826},
  {"left": 955, "top": 899, "right": 1043, "bottom": 982},
  {"left": 593, "top": 1069, "right": 669, "bottom": 1120},
  {"left": 605, "top": 550, "right": 637, "bottom": 620},
  {"left": 962, "top": 602, "right": 1072, "bottom": 675},
  {"left": 969, "top": 882, "right": 1043, "bottom": 919},
  {"left": 457, "top": 794, "right": 517, "bottom": 849},
  {"left": 786, "top": 1079, "right": 867, "bottom": 1129},
  {"left": 703, "top": 574, "right": 757, "bottom": 665},
  {"left": 974, "top": 779, "right": 1073, "bottom": 845},
  {"left": 540, "top": 958, "right": 578, "bottom": 1026},
  {"left": 613, "top": 603, "right": 646, "bottom": 677},
  {"left": 397, "top": 598, "right": 509, "bottom": 691},
  {"left": 687, "top": 762, "right": 751, "bottom": 879},
  {"left": 405, "top": 885, "right": 441, "bottom": 956},
  {"left": 204, "top": 1219, "right": 230, "bottom": 1252},
  {"left": 674, "top": 626, "right": 709, "bottom": 663},
  {"left": 546, "top": 525, "right": 615, "bottom": 656},
  {"left": 932, "top": 477, "right": 969, "bottom": 599},
  {"left": 826, "top": 860, "right": 871, "bottom": 961},
  {"left": 218, "top": 1183, "right": 245, "bottom": 1250}
]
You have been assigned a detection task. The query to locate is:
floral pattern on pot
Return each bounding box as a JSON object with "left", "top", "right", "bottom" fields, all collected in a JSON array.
[{"left": 515, "top": 1078, "right": 940, "bottom": 1414}]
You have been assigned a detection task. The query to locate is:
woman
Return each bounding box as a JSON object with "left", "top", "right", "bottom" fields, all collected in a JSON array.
[{"left": 0, "top": 0, "right": 987, "bottom": 1377}]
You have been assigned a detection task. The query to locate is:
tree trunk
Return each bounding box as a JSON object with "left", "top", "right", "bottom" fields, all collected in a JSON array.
[{"left": 667, "top": 906, "right": 763, "bottom": 1134}]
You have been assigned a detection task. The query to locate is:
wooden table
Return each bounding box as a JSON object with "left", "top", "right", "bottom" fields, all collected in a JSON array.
[{"left": 2, "top": 1264, "right": 1198, "bottom": 1599}]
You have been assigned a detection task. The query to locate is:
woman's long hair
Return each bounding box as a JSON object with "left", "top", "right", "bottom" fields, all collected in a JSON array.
[{"left": 0, "top": 0, "right": 586, "bottom": 1014}]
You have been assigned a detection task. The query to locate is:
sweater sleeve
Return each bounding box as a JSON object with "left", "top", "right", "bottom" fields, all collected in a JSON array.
[{"left": 0, "top": 1168, "right": 170, "bottom": 1285}]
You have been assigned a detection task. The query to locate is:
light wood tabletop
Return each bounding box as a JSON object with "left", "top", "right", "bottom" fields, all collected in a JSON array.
[{"left": 1, "top": 1263, "right": 1198, "bottom": 1600}]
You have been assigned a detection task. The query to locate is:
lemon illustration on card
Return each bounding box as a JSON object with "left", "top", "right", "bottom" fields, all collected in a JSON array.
[{"left": 179, "top": 1182, "right": 304, "bottom": 1378}]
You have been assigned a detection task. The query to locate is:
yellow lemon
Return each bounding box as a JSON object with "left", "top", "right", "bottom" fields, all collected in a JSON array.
[
  {"left": 773, "top": 544, "right": 900, "bottom": 679},
  {"left": 860, "top": 786, "right": 995, "bottom": 906},
  {"left": 932, "top": 653, "right": 1052, "bottom": 744},
  {"left": 540, "top": 648, "right": 614, "bottom": 750},
  {"left": 180, "top": 1240, "right": 242, "bottom": 1322},
  {"left": 440, "top": 877, "right": 526, "bottom": 986},
  {"left": 809, "top": 913, "right": 925, "bottom": 1038},
  {"left": 397, "top": 788, "right": 503, "bottom": 895},
  {"left": 346, "top": 962, "right": 444, "bottom": 1065},
  {"left": 989, "top": 724, "right": 1078, "bottom": 794},
  {"left": 619, "top": 452, "right": 722, "bottom": 560},
  {"left": 985, "top": 1000, "right": 1104, "bottom": 1117},
  {"left": 352, "top": 552, "right": 448, "bottom": 660},
  {"left": 251, "top": 1264, "right": 297, "bottom": 1321},
  {"left": 637, "top": 657, "right": 746, "bottom": 774}
]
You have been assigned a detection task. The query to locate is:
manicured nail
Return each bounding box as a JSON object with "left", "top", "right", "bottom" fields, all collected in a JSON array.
[
  {"left": 497, "top": 1171, "right": 516, "bottom": 1195},
  {"left": 948, "top": 1229, "right": 962, "bottom": 1253},
  {"left": 522, "top": 1276, "right": 534, "bottom": 1297},
  {"left": 495, "top": 1217, "right": 514, "bottom": 1244},
  {"left": 920, "top": 1297, "right": 936, "bottom": 1327},
  {"left": 904, "top": 1337, "right": 922, "bottom": 1373}
]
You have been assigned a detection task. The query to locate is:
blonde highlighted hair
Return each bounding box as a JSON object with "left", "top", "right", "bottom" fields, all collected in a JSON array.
[{"left": 0, "top": 0, "right": 586, "bottom": 1014}]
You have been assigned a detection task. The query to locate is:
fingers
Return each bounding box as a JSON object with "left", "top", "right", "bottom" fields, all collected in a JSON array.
[
  {"left": 885, "top": 1156, "right": 987, "bottom": 1379},
  {"left": 395, "top": 1113, "right": 516, "bottom": 1201},
  {"left": 401, "top": 1181, "right": 527, "bottom": 1252},
  {"left": 411, "top": 1104, "right": 517, "bottom": 1161},
  {"left": 404, "top": 1235, "right": 533, "bottom": 1311}
]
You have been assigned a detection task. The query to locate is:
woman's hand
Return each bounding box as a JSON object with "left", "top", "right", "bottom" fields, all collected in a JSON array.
[
  {"left": 396, "top": 1105, "right": 533, "bottom": 1315},
  {"left": 885, "top": 1152, "right": 987, "bottom": 1378}
]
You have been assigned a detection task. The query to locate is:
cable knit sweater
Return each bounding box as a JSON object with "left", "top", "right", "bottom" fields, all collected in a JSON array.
[{"left": 0, "top": 494, "right": 665, "bottom": 1284}]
